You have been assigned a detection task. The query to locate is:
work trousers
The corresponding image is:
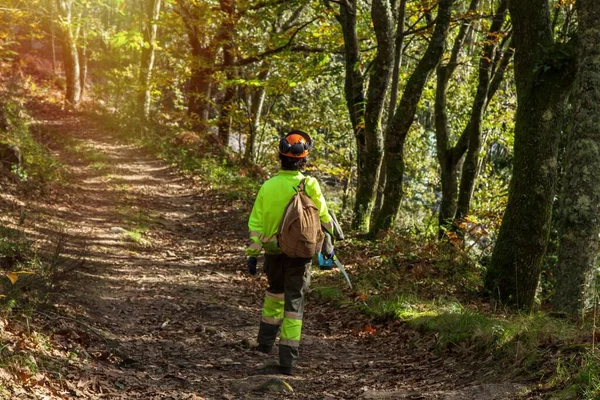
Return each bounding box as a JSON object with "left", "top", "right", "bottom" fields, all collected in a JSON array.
[{"left": 257, "top": 253, "right": 311, "bottom": 369}]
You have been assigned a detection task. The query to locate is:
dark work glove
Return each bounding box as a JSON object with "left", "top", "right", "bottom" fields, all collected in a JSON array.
[{"left": 247, "top": 257, "right": 258, "bottom": 275}]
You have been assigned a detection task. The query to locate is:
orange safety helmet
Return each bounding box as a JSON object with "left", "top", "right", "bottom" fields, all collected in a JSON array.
[{"left": 278, "top": 130, "right": 313, "bottom": 158}]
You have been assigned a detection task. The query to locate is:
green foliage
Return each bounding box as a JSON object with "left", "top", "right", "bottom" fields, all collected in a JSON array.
[
  {"left": 124, "top": 227, "right": 147, "bottom": 245},
  {"left": 0, "top": 83, "right": 63, "bottom": 189},
  {"left": 551, "top": 351, "right": 600, "bottom": 399}
]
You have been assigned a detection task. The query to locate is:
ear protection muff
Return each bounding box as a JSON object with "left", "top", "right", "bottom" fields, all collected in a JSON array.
[
  {"left": 279, "top": 130, "right": 313, "bottom": 158},
  {"left": 279, "top": 137, "right": 308, "bottom": 155}
]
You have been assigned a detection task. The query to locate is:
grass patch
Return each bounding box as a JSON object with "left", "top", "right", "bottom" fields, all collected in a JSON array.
[
  {"left": 89, "top": 161, "right": 108, "bottom": 172},
  {"left": 123, "top": 227, "right": 147, "bottom": 245},
  {"left": 114, "top": 205, "right": 153, "bottom": 246},
  {"left": 310, "top": 286, "right": 344, "bottom": 303}
]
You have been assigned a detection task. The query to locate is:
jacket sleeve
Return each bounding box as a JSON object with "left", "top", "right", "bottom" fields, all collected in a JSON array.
[
  {"left": 246, "top": 185, "right": 264, "bottom": 257},
  {"left": 306, "top": 177, "right": 334, "bottom": 235}
]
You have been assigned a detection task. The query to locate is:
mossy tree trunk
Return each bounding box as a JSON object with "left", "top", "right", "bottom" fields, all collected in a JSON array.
[
  {"left": 370, "top": 0, "right": 454, "bottom": 234},
  {"left": 338, "top": 0, "right": 396, "bottom": 233},
  {"left": 553, "top": 0, "right": 600, "bottom": 317},
  {"left": 434, "top": 0, "right": 478, "bottom": 238},
  {"left": 484, "top": 0, "right": 576, "bottom": 310},
  {"left": 453, "top": 0, "right": 510, "bottom": 223},
  {"left": 455, "top": 32, "right": 513, "bottom": 222}
]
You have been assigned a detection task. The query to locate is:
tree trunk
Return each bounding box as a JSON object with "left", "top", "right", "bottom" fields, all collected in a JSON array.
[
  {"left": 188, "top": 58, "right": 212, "bottom": 130},
  {"left": 57, "top": 0, "right": 81, "bottom": 106},
  {"left": 50, "top": 1, "right": 57, "bottom": 73},
  {"left": 138, "top": 0, "right": 162, "bottom": 119},
  {"left": 456, "top": 39, "right": 513, "bottom": 220},
  {"left": 434, "top": 0, "right": 478, "bottom": 237},
  {"left": 62, "top": 25, "right": 80, "bottom": 106},
  {"left": 357, "top": 0, "right": 395, "bottom": 231},
  {"left": 244, "top": 66, "right": 270, "bottom": 163},
  {"left": 371, "top": 0, "right": 454, "bottom": 234},
  {"left": 176, "top": 0, "right": 215, "bottom": 131},
  {"left": 217, "top": 0, "right": 236, "bottom": 146},
  {"left": 485, "top": 0, "right": 576, "bottom": 310},
  {"left": 553, "top": 0, "right": 600, "bottom": 317},
  {"left": 77, "top": 25, "right": 87, "bottom": 100},
  {"left": 455, "top": 0, "right": 509, "bottom": 222},
  {"left": 338, "top": 0, "right": 396, "bottom": 232},
  {"left": 438, "top": 153, "right": 462, "bottom": 237},
  {"left": 339, "top": 2, "right": 367, "bottom": 230},
  {"left": 218, "top": 82, "right": 236, "bottom": 147},
  {"left": 387, "top": 0, "right": 407, "bottom": 127},
  {"left": 375, "top": 0, "right": 407, "bottom": 216}
]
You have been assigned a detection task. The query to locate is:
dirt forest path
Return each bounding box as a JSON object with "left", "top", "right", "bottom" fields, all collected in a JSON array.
[{"left": 11, "top": 101, "right": 527, "bottom": 399}]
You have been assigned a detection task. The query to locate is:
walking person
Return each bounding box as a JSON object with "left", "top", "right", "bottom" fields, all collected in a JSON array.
[{"left": 246, "top": 130, "right": 334, "bottom": 375}]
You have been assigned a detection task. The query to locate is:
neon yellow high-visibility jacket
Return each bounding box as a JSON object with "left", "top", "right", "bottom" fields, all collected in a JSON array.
[{"left": 246, "top": 170, "right": 333, "bottom": 257}]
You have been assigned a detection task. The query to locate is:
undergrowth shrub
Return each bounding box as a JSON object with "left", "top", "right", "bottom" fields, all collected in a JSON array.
[{"left": 0, "top": 79, "right": 62, "bottom": 189}]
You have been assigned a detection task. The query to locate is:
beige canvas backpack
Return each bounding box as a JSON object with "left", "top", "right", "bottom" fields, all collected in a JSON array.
[{"left": 277, "top": 178, "right": 324, "bottom": 258}]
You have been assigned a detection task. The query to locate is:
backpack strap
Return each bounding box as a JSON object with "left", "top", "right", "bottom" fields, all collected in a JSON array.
[{"left": 297, "top": 178, "right": 307, "bottom": 192}]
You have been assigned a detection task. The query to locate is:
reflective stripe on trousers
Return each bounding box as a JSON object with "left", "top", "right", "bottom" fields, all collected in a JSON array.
[
  {"left": 256, "top": 254, "right": 311, "bottom": 369},
  {"left": 280, "top": 311, "right": 302, "bottom": 347},
  {"left": 261, "top": 291, "right": 284, "bottom": 325}
]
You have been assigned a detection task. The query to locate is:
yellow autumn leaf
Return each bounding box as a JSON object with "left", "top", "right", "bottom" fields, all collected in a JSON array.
[{"left": 6, "top": 273, "right": 18, "bottom": 285}]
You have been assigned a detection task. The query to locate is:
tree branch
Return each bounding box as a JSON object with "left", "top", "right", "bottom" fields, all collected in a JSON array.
[{"left": 234, "top": 18, "right": 317, "bottom": 66}]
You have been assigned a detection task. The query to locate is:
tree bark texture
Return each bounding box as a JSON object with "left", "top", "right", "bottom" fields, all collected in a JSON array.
[
  {"left": 387, "top": 0, "right": 407, "bottom": 127},
  {"left": 553, "top": 0, "right": 600, "bottom": 317},
  {"left": 371, "top": 0, "right": 454, "bottom": 234},
  {"left": 485, "top": 0, "right": 576, "bottom": 310},
  {"left": 77, "top": 30, "right": 87, "bottom": 100},
  {"left": 217, "top": 0, "right": 236, "bottom": 146},
  {"left": 375, "top": 0, "right": 407, "bottom": 217},
  {"left": 56, "top": 0, "right": 81, "bottom": 106},
  {"left": 455, "top": 32, "right": 512, "bottom": 222},
  {"left": 138, "top": 0, "right": 162, "bottom": 119},
  {"left": 188, "top": 50, "right": 213, "bottom": 130},
  {"left": 339, "top": 0, "right": 396, "bottom": 232},
  {"left": 177, "top": 0, "right": 216, "bottom": 132},
  {"left": 434, "top": 0, "right": 478, "bottom": 237},
  {"left": 244, "top": 66, "right": 270, "bottom": 163},
  {"left": 454, "top": 0, "right": 509, "bottom": 222}
]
